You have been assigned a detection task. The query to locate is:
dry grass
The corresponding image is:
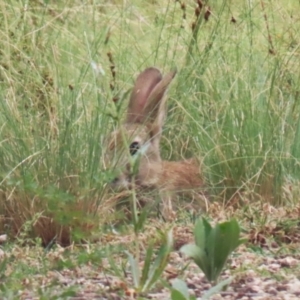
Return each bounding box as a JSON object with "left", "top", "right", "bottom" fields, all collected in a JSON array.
[{"left": 1, "top": 203, "right": 300, "bottom": 299}]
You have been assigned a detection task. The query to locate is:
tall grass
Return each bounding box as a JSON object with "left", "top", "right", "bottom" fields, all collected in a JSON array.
[{"left": 0, "top": 0, "right": 300, "bottom": 244}]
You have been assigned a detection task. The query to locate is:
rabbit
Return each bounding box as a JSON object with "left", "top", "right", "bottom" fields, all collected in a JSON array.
[{"left": 106, "top": 67, "right": 208, "bottom": 220}]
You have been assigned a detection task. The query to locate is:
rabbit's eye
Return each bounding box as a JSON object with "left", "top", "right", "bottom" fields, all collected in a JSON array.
[{"left": 129, "top": 141, "right": 140, "bottom": 156}]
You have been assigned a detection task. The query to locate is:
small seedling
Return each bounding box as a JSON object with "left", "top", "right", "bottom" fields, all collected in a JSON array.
[
  {"left": 126, "top": 229, "right": 173, "bottom": 294},
  {"left": 180, "top": 217, "right": 246, "bottom": 283}
]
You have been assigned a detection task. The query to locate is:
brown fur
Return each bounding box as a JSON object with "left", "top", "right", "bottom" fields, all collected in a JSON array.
[
  {"left": 159, "top": 159, "right": 203, "bottom": 190},
  {"left": 106, "top": 67, "right": 208, "bottom": 220}
]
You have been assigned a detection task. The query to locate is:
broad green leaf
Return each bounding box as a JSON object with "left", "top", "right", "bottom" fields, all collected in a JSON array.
[
  {"left": 180, "top": 244, "right": 209, "bottom": 277},
  {"left": 171, "top": 289, "right": 189, "bottom": 300},
  {"left": 194, "top": 217, "right": 212, "bottom": 249},
  {"left": 201, "top": 277, "right": 232, "bottom": 299},
  {"left": 171, "top": 279, "right": 190, "bottom": 299},
  {"left": 206, "top": 225, "right": 227, "bottom": 281},
  {"left": 216, "top": 221, "right": 241, "bottom": 271},
  {"left": 171, "top": 289, "right": 188, "bottom": 300},
  {"left": 206, "top": 219, "right": 244, "bottom": 281},
  {"left": 220, "top": 219, "right": 241, "bottom": 251},
  {"left": 205, "top": 224, "right": 216, "bottom": 281},
  {"left": 194, "top": 218, "right": 206, "bottom": 249},
  {"left": 125, "top": 251, "right": 140, "bottom": 288},
  {"left": 183, "top": 218, "right": 244, "bottom": 283}
]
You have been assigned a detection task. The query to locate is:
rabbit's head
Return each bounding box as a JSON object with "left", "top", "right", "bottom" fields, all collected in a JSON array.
[{"left": 106, "top": 67, "right": 176, "bottom": 190}]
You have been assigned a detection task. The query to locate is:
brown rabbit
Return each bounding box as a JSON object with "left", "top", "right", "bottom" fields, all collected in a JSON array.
[{"left": 106, "top": 67, "right": 208, "bottom": 220}]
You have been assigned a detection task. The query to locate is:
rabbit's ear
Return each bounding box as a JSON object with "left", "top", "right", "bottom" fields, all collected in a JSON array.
[
  {"left": 126, "top": 68, "right": 163, "bottom": 123},
  {"left": 143, "top": 69, "right": 176, "bottom": 124}
]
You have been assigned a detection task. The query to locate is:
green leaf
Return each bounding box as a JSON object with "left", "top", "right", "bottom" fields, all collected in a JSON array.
[
  {"left": 140, "top": 242, "right": 154, "bottom": 287},
  {"left": 143, "top": 230, "right": 173, "bottom": 291},
  {"left": 171, "top": 289, "right": 188, "bottom": 300},
  {"left": 107, "top": 249, "right": 122, "bottom": 277},
  {"left": 194, "top": 217, "right": 212, "bottom": 249},
  {"left": 205, "top": 224, "right": 217, "bottom": 281},
  {"left": 210, "top": 219, "right": 241, "bottom": 280},
  {"left": 131, "top": 153, "right": 141, "bottom": 177},
  {"left": 180, "top": 244, "right": 208, "bottom": 276},
  {"left": 201, "top": 277, "right": 232, "bottom": 299},
  {"left": 134, "top": 205, "right": 148, "bottom": 232},
  {"left": 182, "top": 218, "right": 245, "bottom": 283},
  {"left": 126, "top": 251, "right": 140, "bottom": 288},
  {"left": 221, "top": 219, "right": 241, "bottom": 251},
  {"left": 205, "top": 219, "right": 245, "bottom": 281},
  {"left": 171, "top": 279, "right": 190, "bottom": 299}
]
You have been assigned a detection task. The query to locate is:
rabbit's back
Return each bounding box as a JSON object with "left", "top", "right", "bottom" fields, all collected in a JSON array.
[{"left": 158, "top": 159, "right": 203, "bottom": 191}]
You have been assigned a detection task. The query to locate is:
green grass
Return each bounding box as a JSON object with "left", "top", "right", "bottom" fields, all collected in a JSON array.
[{"left": 1, "top": 0, "right": 300, "bottom": 245}]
